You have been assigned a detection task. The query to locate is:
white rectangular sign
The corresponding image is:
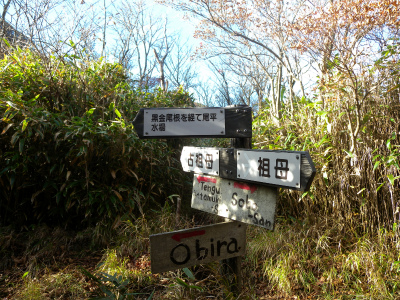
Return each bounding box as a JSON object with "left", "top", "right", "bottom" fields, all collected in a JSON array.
[
  {"left": 150, "top": 222, "right": 246, "bottom": 273},
  {"left": 143, "top": 108, "right": 225, "bottom": 137},
  {"left": 191, "top": 175, "right": 277, "bottom": 230},
  {"left": 237, "top": 150, "right": 301, "bottom": 189},
  {"left": 180, "top": 147, "right": 220, "bottom": 176}
]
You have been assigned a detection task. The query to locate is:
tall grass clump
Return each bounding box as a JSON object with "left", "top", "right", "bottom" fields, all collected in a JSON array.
[
  {"left": 0, "top": 44, "right": 194, "bottom": 229},
  {"left": 253, "top": 43, "right": 400, "bottom": 236},
  {"left": 247, "top": 221, "right": 400, "bottom": 298}
]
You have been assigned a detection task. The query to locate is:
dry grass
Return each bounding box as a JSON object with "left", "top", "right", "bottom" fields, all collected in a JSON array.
[
  {"left": 246, "top": 220, "right": 400, "bottom": 299},
  {"left": 2, "top": 210, "right": 400, "bottom": 299}
]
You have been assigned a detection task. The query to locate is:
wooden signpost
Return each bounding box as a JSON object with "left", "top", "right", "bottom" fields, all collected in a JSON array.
[
  {"left": 150, "top": 222, "right": 246, "bottom": 274},
  {"left": 132, "top": 105, "right": 316, "bottom": 297}
]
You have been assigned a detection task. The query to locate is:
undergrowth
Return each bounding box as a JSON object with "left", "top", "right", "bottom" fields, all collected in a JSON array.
[
  {"left": 3, "top": 207, "right": 400, "bottom": 299},
  {"left": 246, "top": 219, "right": 400, "bottom": 299}
]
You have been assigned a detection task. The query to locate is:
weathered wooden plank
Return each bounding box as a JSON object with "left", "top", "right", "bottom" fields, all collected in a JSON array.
[
  {"left": 150, "top": 222, "right": 246, "bottom": 274},
  {"left": 191, "top": 175, "right": 277, "bottom": 230}
]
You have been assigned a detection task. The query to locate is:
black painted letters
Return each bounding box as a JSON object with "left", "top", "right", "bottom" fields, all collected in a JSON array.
[{"left": 169, "top": 238, "right": 240, "bottom": 265}]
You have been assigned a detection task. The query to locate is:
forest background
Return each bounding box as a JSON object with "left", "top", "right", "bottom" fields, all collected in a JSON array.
[{"left": 1, "top": 0, "right": 400, "bottom": 299}]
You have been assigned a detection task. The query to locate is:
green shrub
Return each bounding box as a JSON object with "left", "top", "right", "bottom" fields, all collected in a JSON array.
[{"left": 0, "top": 46, "right": 194, "bottom": 228}]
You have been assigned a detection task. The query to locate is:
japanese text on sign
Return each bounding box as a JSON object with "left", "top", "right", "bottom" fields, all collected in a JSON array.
[
  {"left": 181, "top": 147, "right": 219, "bottom": 176},
  {"left": 150, "top": 113, "right": 218, "bottom": 126},
  {"left": 143, "top": 108, "right": 225, "bottom": 137},
  {"left": 237, "top": 151, "right": 301, "bottom": 188}
]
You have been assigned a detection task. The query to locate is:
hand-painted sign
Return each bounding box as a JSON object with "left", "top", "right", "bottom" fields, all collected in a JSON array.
[
  {"left": 180, "top": 147, "right": 316, "bottom": 191},
  {"left": 191, "top": 175, "right": 277, "bottom": 230},
  {"left": 150, "top": 221, "right": 246, "bottom": 273},
  {"left": 180, "top": 147, "right": 220, "bottom": 176},
  {"left": 132, "top": 107, "right": 252, "bottom": 139}
]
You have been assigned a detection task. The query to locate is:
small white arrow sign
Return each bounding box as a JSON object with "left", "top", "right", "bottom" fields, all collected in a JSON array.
[{"left": 180, "top": 147, "right": 220, "bottom": 176}]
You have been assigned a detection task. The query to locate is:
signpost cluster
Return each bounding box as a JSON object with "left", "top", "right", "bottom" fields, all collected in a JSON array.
[{"left": 133, "top": 106, "right": 316, "bottom": 294}]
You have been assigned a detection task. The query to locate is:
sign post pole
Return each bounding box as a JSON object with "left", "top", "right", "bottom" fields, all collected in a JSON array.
[{"left": 220, "top": 105, "right": 253, "bottom": 298}]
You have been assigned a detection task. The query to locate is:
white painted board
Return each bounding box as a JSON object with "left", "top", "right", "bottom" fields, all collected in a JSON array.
[
  {"left": 191, "top": 175, "right": 277, "bottom": 230},
  {"left": 180, "top": 146, "right": 220, "bottom": 176},
  {"left": 237, "top": 150, "right": 301, "bottom": 189},
  {"left": 150, "top": 221, "right": 246, "bottom": 274},
  {"left": 143, "top": 108, "right": 225, "bottom": 137}
]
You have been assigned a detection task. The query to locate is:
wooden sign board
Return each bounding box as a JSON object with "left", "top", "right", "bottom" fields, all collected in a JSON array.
[
  {"left": 191, "top": 175, "right": 277, "bottom": 230},
  {"left": 132, "top": 107, "right": 252, "bottom": 139},
  {"left": 181, "top": 147, "right": 316, "bottom": 191},
  {"left": 150, "top": 222, "right": 246, "bottom": 274}
]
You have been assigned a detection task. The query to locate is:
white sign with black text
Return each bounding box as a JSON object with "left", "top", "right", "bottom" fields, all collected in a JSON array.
[
  {"left": 180, "top": 147, "right": 220, "bottom": 176},
  {"left": 191, "top": 175, "right": 277, "bottom": 230},
  {"left": 237, "top": 150, "right": 301, "bottom": 189},
  {"left": 143, "top": 108, "right": 225, "bottom": 137}
]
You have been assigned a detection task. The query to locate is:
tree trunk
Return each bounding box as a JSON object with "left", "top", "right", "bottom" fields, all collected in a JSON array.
[
  {"left": 276, "top": 61, "right": 282, "bottom": 120},
  {"left": 154, "top": 48, "right": 168, "bottom": 92},
  {"left": 289, "top": 75, "right": 294, "bottom": 116}
]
